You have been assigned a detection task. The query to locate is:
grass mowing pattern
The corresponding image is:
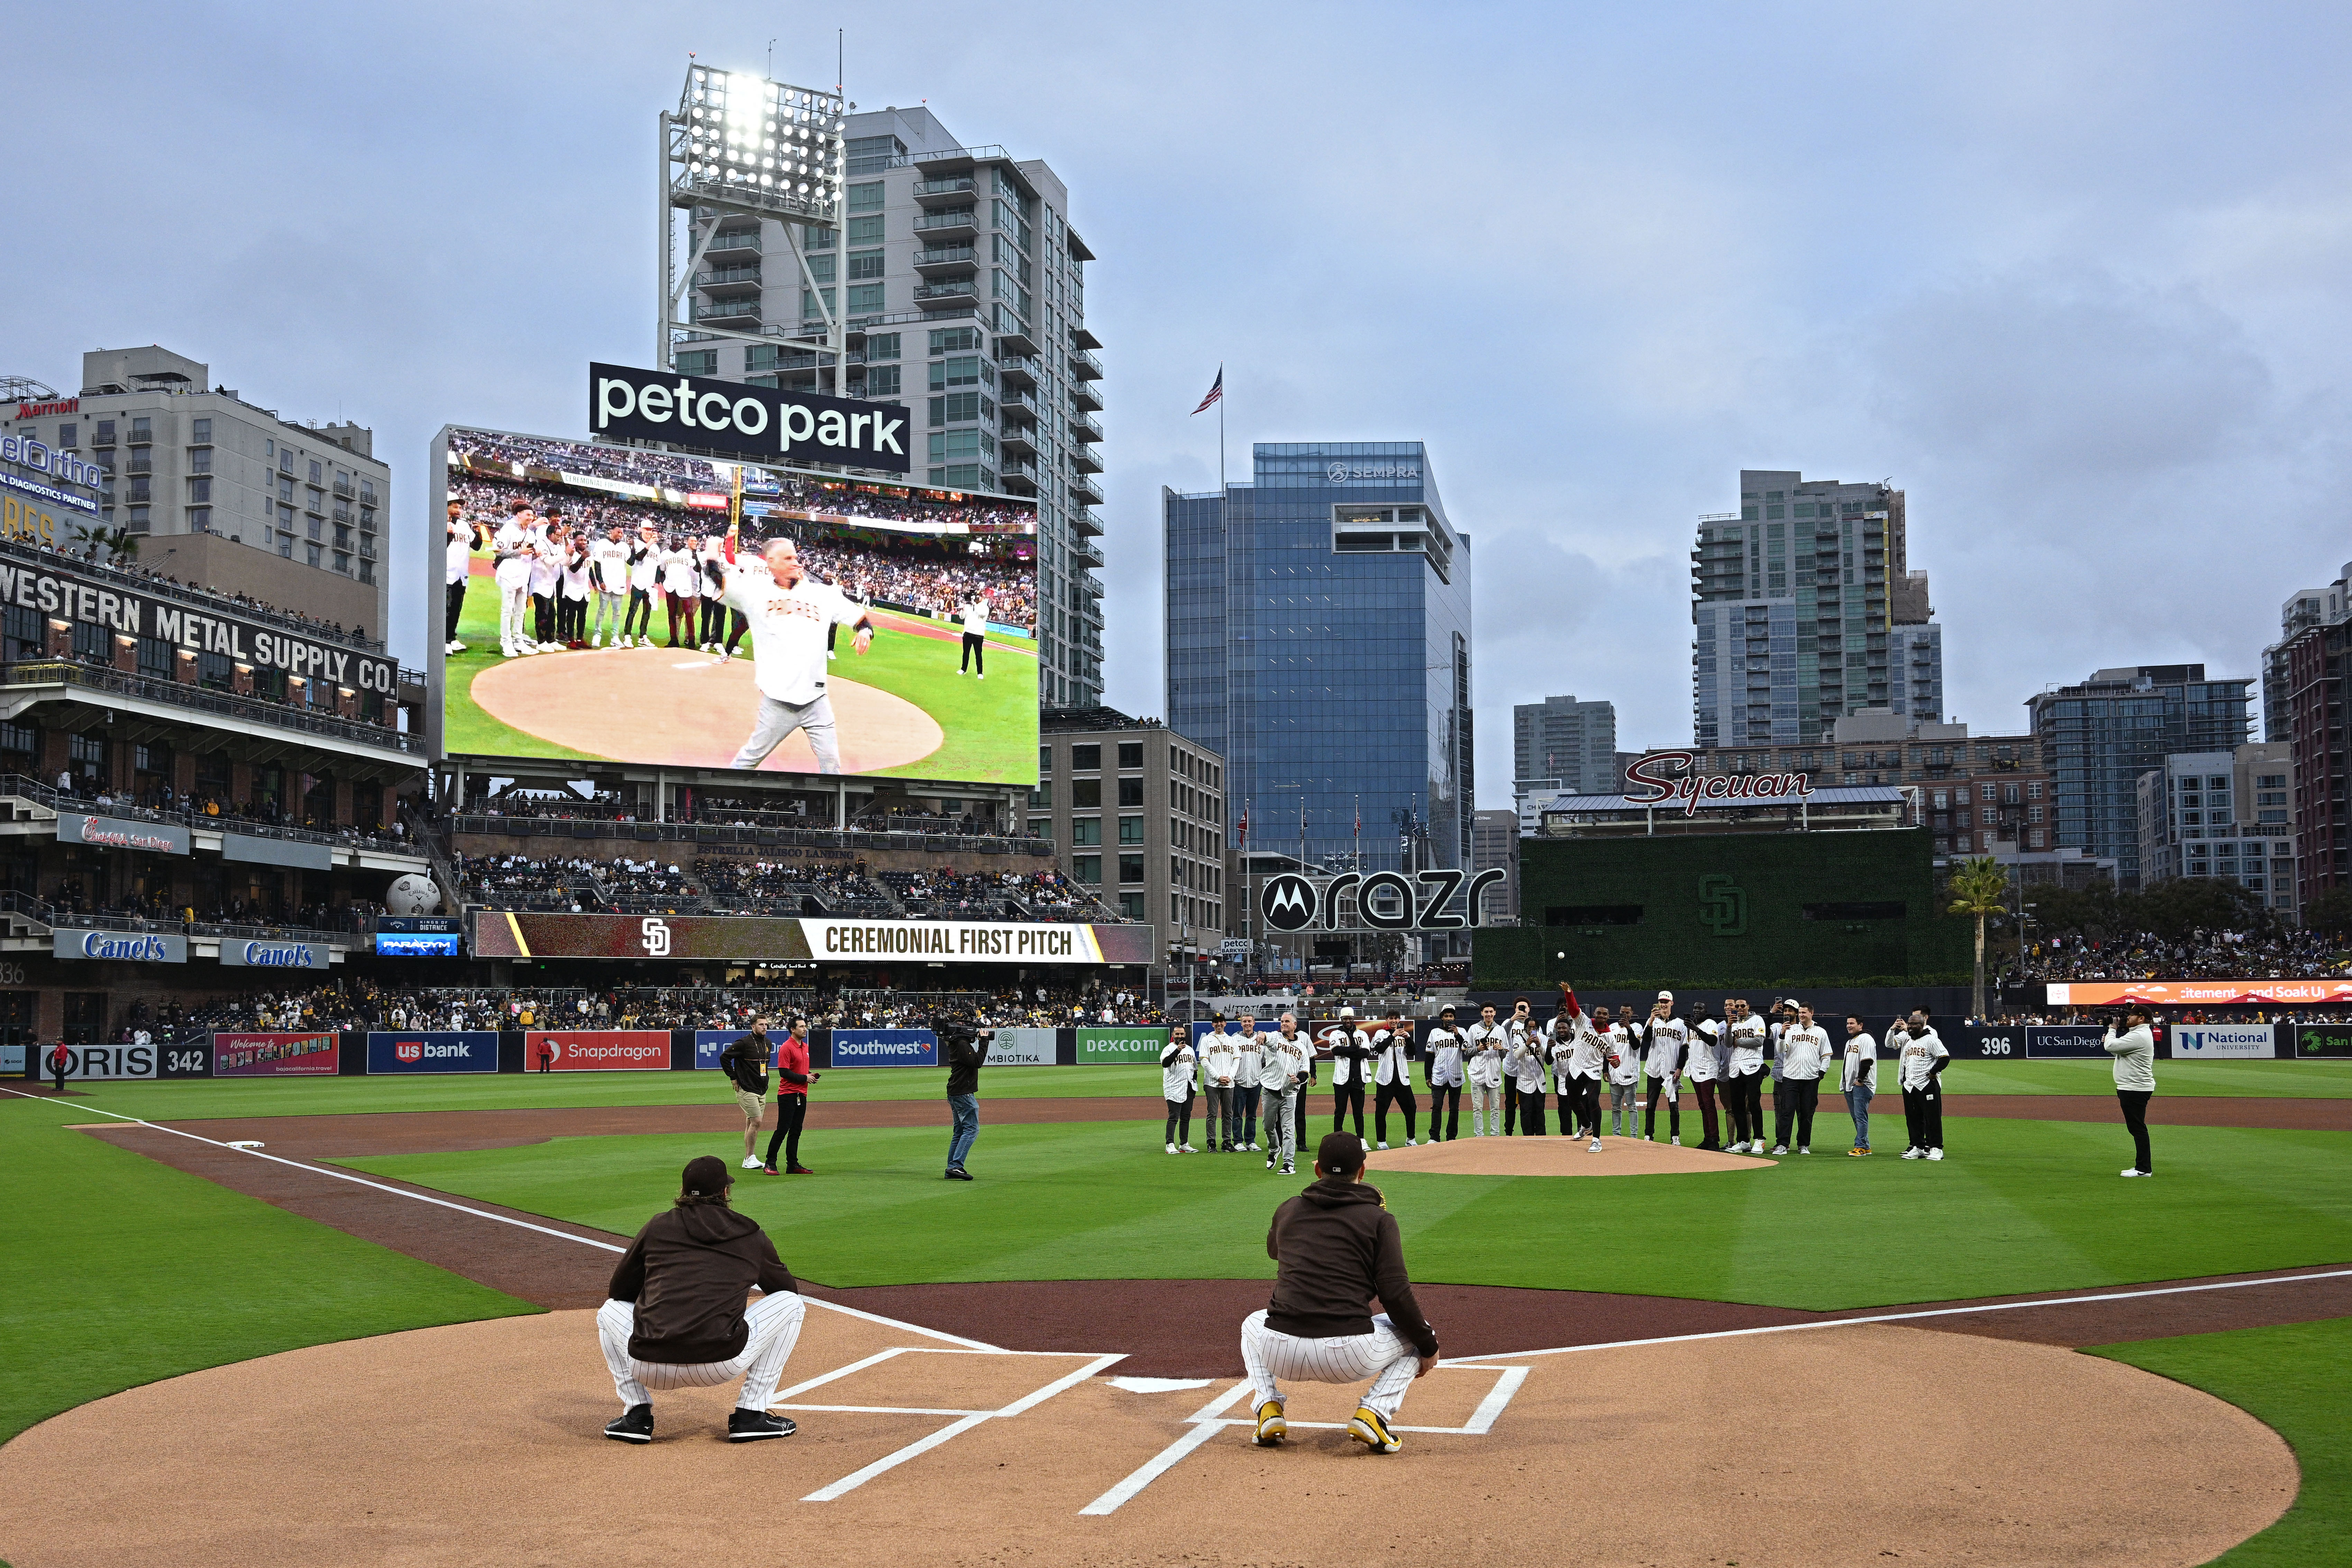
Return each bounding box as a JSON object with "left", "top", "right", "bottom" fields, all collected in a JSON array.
[
  {"left": 0, "top": 1096, "right": 535, "bottom": 1445},
  {"left": 1941, "top": 1058, "right": 2352, "bottom": 1097},
  {"left": 2089, "top": 1318, "right": 2352, "bottom": 1566},
  {"left": 343, "top": 1114, "right": 2352, "bottom": 1306}
]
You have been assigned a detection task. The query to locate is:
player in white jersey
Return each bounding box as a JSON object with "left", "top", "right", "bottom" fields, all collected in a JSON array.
[
  {"left": 1464, "top": 1004, "right": 1506, "bottom": 1137},
  {"left": 1554, "top": 985, "right": 1611, "bottom": 1150},
  {"left": 1323, "top": 1011, "right": 1370, "bottom": 1138},
  {"left": 1839, "top": 1013, "right": 1879, "bottom": 1155},
  {"left": 1601, "top": 1008, "right": 1640, "bottom": 1136},
  {"left": 1721, "top": 998, "right": 1769, "bottom": 1154},
  {"left": 623, "top": 525, "right": 662, "bottom": 645},
  {"left": 1422, "top": 1005, "right": 1464, "bottom": 1142},
  {"left": 720, "top": 536, "right": 876, "bottom": 775},
  {"left": 528, "top": 515, "right": 566, "bottom": 650},
  {"left": 1259, "top": 1013, "right": 1314, "bottom": 1176},
  {"left": 659, "top": 536, "right": 701, "bottom": 648},
  {"left": 1641, "top": 993, "right": 1687, "bottom": 1146},
  {"left": 1504, "top": 1017, "right": 1548, "bottom": 1137},
  {"left": 958, "top": 594, "right": 990, "bottom": 677},
  {"left": 558, "top": 535, "right": 593, "bottom": 646},
  {"left": 444, "top": 499, "right": 480, "bottom": 654},
  {"left": 699, "top": 535, "right": 731, "bottom": 651},
  {"left": 1888, "top": 1009, "right": 1950, "bottom": 1160},
  {"left": 1369, "top": 1013, "right": 1418, "bottom": 1149},
  {"left": 1683, "top": 1002, "right": 1725, "bottom": 1151},
  {"left": 1771, "top": 1002, "right": 1833, "bottom": 1154},
  {"left": 1502, "top": 996, "right": 1535, "bottom": 1134},
  {"left": 1232, "top": 1025, "right": 1264, "bottom": 1151},
  {"left": 491, "top": 502, "right": 538, "bottom": 659},
  {"left": 588, "top": 525, "right": 632, "bottom": 647}
]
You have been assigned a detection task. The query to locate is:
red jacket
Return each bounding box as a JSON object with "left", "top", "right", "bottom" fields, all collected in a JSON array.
[
  {"left": 48, "top": 1043, "right": 70, "bottom": 1068},
  {"left": 776, "top": 1034, "right": 812, "bottom": 1098}
]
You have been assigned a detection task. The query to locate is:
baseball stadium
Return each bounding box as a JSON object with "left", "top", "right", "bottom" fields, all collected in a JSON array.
[
  {"left": 435, "top": 428, "right": 1040, "bottom": 785},
  {"left": 4, "top": 1005, "right": 2349, "bottom": 1566}
]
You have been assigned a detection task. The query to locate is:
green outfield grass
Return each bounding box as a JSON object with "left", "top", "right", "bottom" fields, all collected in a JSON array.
[
  {"left": 2090, "top": 1317, "right": 2352, "bottom": 1565},
  {"left": 339, "top": 1112, "right": 2352, "bottom": 1310},
  {"left": 0, "top": 1095, "right": 534, "bottom": 1446},
  {"left": 39, "top": 1058, "right": 2349, "bottom": 1124},
  {"left": 442, "top": 576, "right": 1038, "bottom": 782}
]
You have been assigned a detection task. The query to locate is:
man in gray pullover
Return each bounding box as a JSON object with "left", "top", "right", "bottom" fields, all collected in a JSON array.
[{"left": 2102, "top": 1005, "right": 2157, "bottom": 1177}]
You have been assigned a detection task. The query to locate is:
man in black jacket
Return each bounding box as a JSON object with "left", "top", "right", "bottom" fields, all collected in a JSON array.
[
  {"left": 720, "top": 1024, "right": 772, "bottom": 1171},
  {"left": 1241, "top": 1131, "right": 1439, "bottom": 1455},
  {"left": 596, "top": 1154, "right": 805, "bottom": 1443},
  {"left": 943, "top": 1027, "right": 990, "bottom": 1180}
]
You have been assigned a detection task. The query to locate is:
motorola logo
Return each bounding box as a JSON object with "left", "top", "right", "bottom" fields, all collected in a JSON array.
[{"left": 1261, "top": 874, "right": 1317, "bottom": 932}]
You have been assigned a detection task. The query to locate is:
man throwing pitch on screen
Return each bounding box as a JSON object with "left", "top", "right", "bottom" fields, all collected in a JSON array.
[{"left": 720, "top": 531, "right": 878, "bottom": 774}]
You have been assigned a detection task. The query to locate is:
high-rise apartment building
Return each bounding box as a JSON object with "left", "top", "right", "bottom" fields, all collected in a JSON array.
[
  {"left": 1512, "top": 694, "right": 1617, "bottom": 796},
  {"left": 2028, "top": 664, "right": 2253, "bottom": 890},
  {"left": 2262, "top": 581, "right": 2334, "bottom": 745},
  {"left": 670, "top": 104, "right": 1103, "bottom": 706},
  {"left": 0, "top": 347, "right": 388, "bottom": 637},
  {"left": 1691, "top": 470, "right": 1941, "bottom": 748},
  {"left": 1165, "top": 442, "right": 1475, "bottom": 885},
  {"left": 2135, "top": 743, "right": 2297, "bottom": 913}
]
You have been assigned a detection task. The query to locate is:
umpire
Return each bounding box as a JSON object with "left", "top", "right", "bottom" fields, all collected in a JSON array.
[
  {"left": 943, "top": 1026, "right": 991, "bottom": 1180},
  {"left": 1239, "top": 1131, "right": 1439, "bottom": 1455}
]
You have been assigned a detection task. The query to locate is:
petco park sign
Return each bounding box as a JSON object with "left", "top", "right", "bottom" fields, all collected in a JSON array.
[
  {"left": 1624, "top": 750, "right": 1815, "bottom": 816},
  {"left": 590, "top": 361, "right": 911, "bottom": 474}
]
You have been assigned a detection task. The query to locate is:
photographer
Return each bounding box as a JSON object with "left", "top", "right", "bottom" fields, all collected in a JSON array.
[{"left": 943, "top": 1026, "right": 990, "bottom": 1181}]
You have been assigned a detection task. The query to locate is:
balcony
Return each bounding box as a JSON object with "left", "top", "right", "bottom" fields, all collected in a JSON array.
[
  {"left": 694, "top": 264, "right": 764, "bottom": 295},
  {"left": 998, "top": 457, "right": 1039, "bottom": 494},
  {"left": 4, "top": 660, "right": 418, "bottom": 756},
  {"left": 1071, "top": 445, "right": 1103, "bottom": 475},
  {"left": 1075, "top": 539, "right": 1107, "bottom": 571},
  {"left": 914, "top": 208, "right": 978, "bottom": 242},
  {"left": 125, "top": 453, "right": 153, "bottom": 475},
  {"left": 997, "top": 387, "right": 1039, "bottom": 425},
  {"left": 999, "top": 426, "right": 1037, "bottom": 459},
  {"left": 1071, "top": 325, "right": 1103, "bottom": 352},
  {"left": 995, "top": 319, "right": 1038, "bottom": 357},
  {"left": 913, "top": 176, "right": 976, "bottom": 204},
  {"left": 692, "top": 296, "right": 763, "bottom": 327},
  {"left": 913, "top": 244, "right": 977, "bottom": 276},
  {"left": 702, "top": 226, "right": 762, "bottom": 259},
  {"left": 912, "top": 276, "right": 979, "bottom": 310},
  {"left": 1070, "top": 379, "right": 1103, "bottom": 413},
  {"left": 1072, "top": 475, "right": 1105, "bottom": 508},
  {"left": 91, "top": 427, "right": 115, "bottom": 447},
  {"left": 1070, "top": 348, "right": 1103, "bottom": 381},
  {"left": 332, "top": 477, "right": 355, "bottom": 499},
  {"left": 1072, "top": 508, "right": 1105, "bottom": 538},
  {"left": 332, "top": 505, "right": 353, "bottom": 525},
  {"left": 1073, "top": 413, "right": 1104, "bottom": 444},
  {"left": 999, "top": 355, "right": 1040, "bottom": 390}
]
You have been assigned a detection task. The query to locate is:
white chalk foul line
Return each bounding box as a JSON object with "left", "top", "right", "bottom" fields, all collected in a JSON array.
[
  {"left": 801, "top": 1352, "right": 1125, "bottom": 1503},
  {"left": 7, "top": 1088, "right": 998, "bottom": 1351},
  {"left": 1437, "top": 1267, "right": 2352, "bottom": 1363}
]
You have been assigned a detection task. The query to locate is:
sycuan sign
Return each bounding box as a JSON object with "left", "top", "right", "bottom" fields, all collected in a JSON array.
[
  {"left": 1624, "top": 749, "right": 1816, "bottom": 815},
  {"left": 590, "top": 361, "right": 911, "bottom": 474}
]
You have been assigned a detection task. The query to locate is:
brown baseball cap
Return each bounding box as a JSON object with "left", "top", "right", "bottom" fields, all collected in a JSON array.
[{"left": 681, "top": 1155, "right": 732, "bottom": 1197}]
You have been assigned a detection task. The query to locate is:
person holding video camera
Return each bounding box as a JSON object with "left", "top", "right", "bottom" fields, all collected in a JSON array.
[
  {"left": 2103, "top": 1006, "right": 2157, "bottom": 1177},
  {"left": 943, "top": 1026, "right": 990, "bottom": 1181}
]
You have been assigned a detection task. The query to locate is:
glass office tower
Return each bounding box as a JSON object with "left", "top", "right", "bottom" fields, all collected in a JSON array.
[{"left": 1164, "top": 441, "right": 1474, "bottom": 877}]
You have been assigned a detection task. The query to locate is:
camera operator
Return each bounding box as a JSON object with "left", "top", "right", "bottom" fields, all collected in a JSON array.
[{"left": 943, "top": 1025, "right": 991, "bottom": 1181}]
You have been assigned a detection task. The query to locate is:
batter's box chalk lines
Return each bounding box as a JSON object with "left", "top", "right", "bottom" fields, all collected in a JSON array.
[
  {"left": 1079, "top": 1363, "right": 1529, "bottom": 1516},
  {"left": 4, "top": 1088, "right": 999, "bottom": 1352},
  {"left": 799, "top": 1349, "right": 1126, "bottom": 1503}
]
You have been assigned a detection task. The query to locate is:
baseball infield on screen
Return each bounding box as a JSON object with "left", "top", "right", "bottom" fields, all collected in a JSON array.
[{"left": 444, "top": 580, "right": 1037, "bottom": 781}]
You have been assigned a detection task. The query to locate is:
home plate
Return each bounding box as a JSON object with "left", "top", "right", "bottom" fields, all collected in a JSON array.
[{"left": 1363, "top": 1137, "right": 1773, "bottom": 1177}]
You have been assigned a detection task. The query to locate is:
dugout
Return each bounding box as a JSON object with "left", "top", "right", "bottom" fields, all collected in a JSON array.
[{"left": 1474, "top": 825, "right": 1969, "bottom": 992}]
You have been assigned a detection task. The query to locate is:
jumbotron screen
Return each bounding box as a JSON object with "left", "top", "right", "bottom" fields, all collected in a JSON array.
[{"left": 434, "top": 425, "right": 1039, "bottom": 784}]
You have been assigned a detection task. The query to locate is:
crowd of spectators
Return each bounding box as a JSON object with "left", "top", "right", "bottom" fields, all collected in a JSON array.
[
  {"left": 2011, "top": 927, "right": 2352, "bottom": 983},
  {"left": 755, "top": 471, "right": 1034, "bottom": 533},
  {"left": 696, "top": 859, "right": 894, "bottom": 916},
  {"left": 455, "top": 431, "right": 719, "bottom": 489},
  {"left": 35, "top": 539, "right": 381, "bottom": 650}
]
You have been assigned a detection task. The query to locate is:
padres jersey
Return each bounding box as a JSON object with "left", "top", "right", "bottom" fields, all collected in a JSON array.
[
  {"left": 1725, "top": 1014, "right": 1769, "bottom": 1076},
  {"left": 722, "top": 566, "right": 867, "bottom": 705}
]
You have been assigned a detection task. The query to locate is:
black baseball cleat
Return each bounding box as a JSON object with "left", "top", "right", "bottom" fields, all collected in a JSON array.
[
  {"left": 727, "top": 1409, "right": 797, "bottom": 1441},
  {"left": 944, "top": 1166, "right": 974, "bottom": 1180},
  {"left": 604, "top": 1404, "right": 653, "bottom": 1443}
]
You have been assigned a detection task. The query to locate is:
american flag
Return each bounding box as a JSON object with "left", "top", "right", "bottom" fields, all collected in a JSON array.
[
  {"left": 1190, "top": 366, "right": 1223, "bottom": 415},
  {"left": 1238, "top": 803, "right": 1248, "bottom": 846}
]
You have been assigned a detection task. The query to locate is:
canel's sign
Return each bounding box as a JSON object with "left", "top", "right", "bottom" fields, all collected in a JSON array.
[
  {"left": 589, "top": 361, "right": 911, "bottom": 474},
  {"left": 1624, "top": 750, "right": 1816, "bottom": 817}
]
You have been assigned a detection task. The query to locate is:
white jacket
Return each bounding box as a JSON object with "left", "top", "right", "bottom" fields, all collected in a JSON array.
[
  {"left": 1464, "top": 1022, "right": 1506, "bottom": 1089},
  {"left": 1159, "top": 1041, "right": 1196, "bottom": 1103},
  {"left": 1323, "top": 1027, "right": 1369, "bottom": 1085},
  {"left": 1506, "top": 1037, "right": 1548, "bottom": 1094},
  {"left": 1643, "top": 1015, "right": 1687, "bottom": 1080},
  {"left": 1777, "top": 1023, "right": 1832, "bottom": 1082},
  {"left": 1677, "top": 1017, "right": 1717, "bottom": 1083},
  {"left": 1841, "top": 1033, "right": 1879, "bottom": 1093},
  {"left": 2103, "top": 1024, "right": 2155, "bottom": 1092},
  {"left": 1373, "top": 1028, "right": 1413, "bottom": 1088},
  {"left": 1724, "top": 1015, "right": 1769, "bottom": 1076},
  {"left": 1424, "top": 1025, "right": 1464, "bottom": 1087},
  {"left": 1202, "top": 1036, "right": 1241, "bottom": 1089},
  {"left": 1234, "top": 1034, "right": 1262, "bottom": 1090},
  {"left": 1260, "top": 1032, "right": 1312, "bottom": 1092},
  {"left": 1604, "top": 1025, "right": 1639, "bottom": 1085}
]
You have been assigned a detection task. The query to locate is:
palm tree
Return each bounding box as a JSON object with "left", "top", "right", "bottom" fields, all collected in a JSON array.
[{"left": 1946, "top": 856, "right": 2011, "bottom": 1022}]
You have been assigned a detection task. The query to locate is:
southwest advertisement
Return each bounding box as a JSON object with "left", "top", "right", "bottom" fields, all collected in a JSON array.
[
  {"left": 212, "top": 1032, "right": 340, "bottom": 1077},
  {"left": 525, "top": 1030, "right": 673, "bottom": 1071},
  {"left": 828, "top": 1029, "right": 937, "bottom": 1067},
  {"left": 435, "top": 424, "right": 1038, "bottom": 783}
]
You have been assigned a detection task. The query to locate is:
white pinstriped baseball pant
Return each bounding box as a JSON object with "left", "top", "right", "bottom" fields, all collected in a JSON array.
[
  {"left": 1241, "top": 1308, "right": 1419, "bottom": 1421},
  {"left": 597, "top": 1291, "right": 806, "bottom": 1410}
]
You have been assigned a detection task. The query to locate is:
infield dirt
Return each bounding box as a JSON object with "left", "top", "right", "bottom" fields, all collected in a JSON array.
[{"left": 0, "top": 1304, "right": 2294, "bottom": 1568}]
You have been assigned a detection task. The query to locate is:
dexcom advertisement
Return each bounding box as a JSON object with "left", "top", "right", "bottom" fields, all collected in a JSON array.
[{"left": 436, "top": 421, "right": 1038, "bottom": 784}]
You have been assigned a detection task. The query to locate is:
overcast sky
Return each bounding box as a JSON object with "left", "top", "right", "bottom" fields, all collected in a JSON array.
[{"left": 8, "top": 3, "right": 2349, "bottom": 804}]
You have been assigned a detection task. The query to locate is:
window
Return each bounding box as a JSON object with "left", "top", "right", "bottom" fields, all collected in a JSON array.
[
  {"left": 0, "top": 722, "right": 35, "bottom": 758},
  {"left": 1119, "top": 892, "right": 1145, "bottom": 920},
  {"left": 308, "top": 459, "right": 322, "bottom": 483},
  {"left": 1072, "top": 854, "right": 1100, "bottom": 885},
  {"left": 1118, "top": 815, "right": 1144, "bottom": 845},
  {"left": 1029, "top": 819, "right": 1051, "bottom": 840},
  {"left": 188, "top": 448, "right": 211, "bottom": 473},
  {"left": 306, "top": 542, "right": 323, "bottom": 568},
  {"left": 131, "top": 417, "right": 152, "bottom": 442},
  {"left": 2027, "top": 805, "right": 2044, "bottom": 824},
  {"left": 929, "top": 327, "right": 980, "bottom": 354},
  {"left": 1070, "top": 778, "right": 1101, "bottom": 808},
  {"left": 931, "top": 392, "right": 984, "bottom": 425},
  {"left": 848, "top": 249, "right": 884, "bottom": 280},
  {"left": 1029, "top": 780, "right": 1052, "bottom": 808},
  {"left": 279, "top": 533, "right": 294, "bottom": 558},
  {"left": 126, "top": 505, "right": 150, "bottom": 530},
  {"left": 801, "top": 286, "right": 835, "bottom": 317},
  {"left": 57, "top": 422, "right": 76, "bottom": 448},
  {"left": 1118, "top": 741, "right": 1143, "bottom": 769},
  {"left": 846, "top": 181, "right": 884, "bottom": 212},
  {"left": 1117, "top": 777, "right": 1143, "bottom": 806},
  {"left": 187, "top": 508, "right": 210, "bottom": 532},
  {"left": 188, "top": 477, "right": 211, "bottom": 503},
  {"left": 358, "top": 560, "right": 375, "bottom": 585},
  {"left": 931, "top": 355, "right": 983, "bottom": 389},
  {"left": 676, "top": 350, "right": 718, "bottom": 376},
  {"left": 1119, "top": 852, "right": 1144, "bottom": 884},
  {"left": 866, "top": 365, "right": 901, "bottom": 396},
  {"left": 867, "top": 332, "right": 901, "bottom": 361},
  {"left": 307, "top": 517, "right": 323, "bottom": 541},
  {"left": 190, "top": 418, "right": 210, "bottom": 443},
  {"left": 929, "top": 429, "right": 990, "bottom": 462},
  {"left": 847, "top": 214, "right": 884, "bottom": 244}
]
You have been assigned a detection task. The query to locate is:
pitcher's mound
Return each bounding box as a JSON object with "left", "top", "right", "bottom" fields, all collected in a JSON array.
[
  {"left": 469, "top": 646, "right": 944, "bottom": 773},
  {"left": 1365, "top": 1136, "right": 1772, "bottom": 1178}
]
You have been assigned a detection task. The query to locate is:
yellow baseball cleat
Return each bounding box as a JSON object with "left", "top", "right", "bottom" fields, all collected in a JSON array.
[
  {"left": 1347, "top": 1405, "right": 1402, "bottom": 1453},
  {"left": 1253, "top": 1400, "right": 1287, "bottom": 1447}
]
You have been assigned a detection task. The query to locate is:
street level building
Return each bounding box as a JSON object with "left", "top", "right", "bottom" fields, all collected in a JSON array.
[{"left": 1036, "top": 708, "right": 1224, "bottom": 960}]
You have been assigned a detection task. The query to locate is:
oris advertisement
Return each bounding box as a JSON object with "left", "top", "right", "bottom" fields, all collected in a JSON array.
[{"left": 524, "top": 1030, "right": 673, "bottom": 1071}]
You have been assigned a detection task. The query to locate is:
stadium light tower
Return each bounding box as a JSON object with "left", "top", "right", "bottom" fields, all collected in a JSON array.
[{"left": 657, "top": 62, "right": 849, "bottom": 390}]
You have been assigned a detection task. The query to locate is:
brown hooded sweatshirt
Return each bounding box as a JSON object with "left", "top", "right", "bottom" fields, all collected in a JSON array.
[
  {"left": 607, "top": 1202, "right": 797, "bottom": 1364},
  {"left": 1263, "top": 1177, "right": 1438, "bottom": 1357}
]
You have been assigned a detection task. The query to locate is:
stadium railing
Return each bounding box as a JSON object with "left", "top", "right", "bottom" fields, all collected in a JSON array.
[
  {"left": 1, "top": 661, "right": 419, "bottom": 753},
  {"left": 0, "top": 774, "right": 422, "bottom": 855},
  {"left": 448, "top": 813, "right": 1056, "bottom": 859}
]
